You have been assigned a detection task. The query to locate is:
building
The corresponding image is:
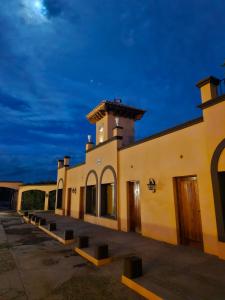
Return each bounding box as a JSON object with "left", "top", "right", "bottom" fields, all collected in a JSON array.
[{"left": 18, "top": 75, "right": 225, "bottom": 260}]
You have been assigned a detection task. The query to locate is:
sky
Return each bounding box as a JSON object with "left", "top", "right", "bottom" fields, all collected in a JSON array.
[{"left": 0, "top": 0, "right": 224, "bottom": 183}]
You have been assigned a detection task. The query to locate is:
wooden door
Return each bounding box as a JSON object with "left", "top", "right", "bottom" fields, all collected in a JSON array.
[
  {"left": 67, "top": 188, "right": 72, "bottom": 216},
  {"left": 176, "top": 176, "right": 203, "bottom": 248},
  {"left": 79, "top": 187, "right": 85, "bottom": 219},
  {"left": 128, "top": 181, "right": 141, "bottom": 233}
]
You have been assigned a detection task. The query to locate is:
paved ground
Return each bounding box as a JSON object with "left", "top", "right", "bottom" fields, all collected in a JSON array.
[
  {"left": 1, "top": 211, "right": 225, "bottom": 300},
  {"left": 0, "top": 211, "right": 141, "bottom": 300}
]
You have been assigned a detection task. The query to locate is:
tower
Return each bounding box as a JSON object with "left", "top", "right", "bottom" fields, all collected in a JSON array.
[{"left": 86, "top": 99, "right": 145, "bottom": 147}]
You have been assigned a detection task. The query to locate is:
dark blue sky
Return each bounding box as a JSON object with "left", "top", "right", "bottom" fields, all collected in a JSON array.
[{"left": 0, "top": 0, "right": 224, "bottom": 183}]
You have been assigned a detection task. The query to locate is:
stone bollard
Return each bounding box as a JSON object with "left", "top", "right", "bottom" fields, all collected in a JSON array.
[
  {"left": 24, "top": 211, "right": 29, "bottom": 217},
  {"left": 123, "top": 256, "right": 142, "bottom": 279},
  {"left": 64, "top": 230, "right": 74, "bottom": 240},
  {"left": 35, "top": 216, "right": 40, "bottom": 224},
  {"left": 94, "top": 244, "right": 109, "bottom": 259},
  {"left": 77, "top": 236, "right": 89, "bottom": 248},
  {"left": 48, "top": 223, "right": 56, "bottom": 231},
  {"left": 39, "top": 218, "right": 46, "bottom": 226},
  {"left": 28, "top": 214, "right": 34, "bottom": 220}
]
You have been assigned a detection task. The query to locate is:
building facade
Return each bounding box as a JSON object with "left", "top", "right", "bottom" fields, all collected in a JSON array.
[{"left": 55, "top": 76, "right": 225, "bottom": 259}]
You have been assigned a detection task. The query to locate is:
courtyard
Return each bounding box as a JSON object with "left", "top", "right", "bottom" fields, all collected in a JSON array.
[{"left": 1, "top": 211, "right": 225, "bottom": 299}]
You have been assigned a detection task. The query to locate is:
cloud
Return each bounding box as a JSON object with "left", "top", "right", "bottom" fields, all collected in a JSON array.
[
  {"left": 44, "top": 0, "right": 62, "bottom": 18},
  {"left": 0, "top": 90, "right": 30, "bottom": 111},
  {"left": 0, "top": 0, "right": 224, "bottom": 182}
]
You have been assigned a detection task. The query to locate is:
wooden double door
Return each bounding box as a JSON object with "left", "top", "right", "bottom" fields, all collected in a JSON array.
[
  {"left": 176, "top": 176, "right": 203, "bottom": 248},
  {"left": 128, "top": 181, "right": 141, "bottom": 233}
]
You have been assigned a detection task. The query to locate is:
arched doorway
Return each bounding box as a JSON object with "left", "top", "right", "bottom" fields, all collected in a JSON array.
[
  {"left": 0, "top": 188, "right": 18, "bottom": 210},
  {"left": 21, "top": 190, "right": 45, "bottom": 210},
  {"left": 211, "top": 138, "right": 225, "bottom": 241},
  {"left": 56, "top": 179, "right": 64, "bottom": 209},
  {"left": 99, "top": 165, "right": 117, "bottom": 219},
  {"left": 85, "top": 170, "right": 98, "bottom": 216}
]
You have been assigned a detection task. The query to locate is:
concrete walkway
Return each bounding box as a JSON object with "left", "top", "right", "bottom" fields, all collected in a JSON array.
[
  {"left": 35, "top": 212, "right": 225, "bottom": 300},
  {"left": 0, "top": 211, "right": 142, "bottom": 300}
]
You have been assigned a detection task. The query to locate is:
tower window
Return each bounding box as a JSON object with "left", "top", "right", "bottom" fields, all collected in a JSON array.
[{"left": 99, "top": 125, "right": 104, "bottom": 143}]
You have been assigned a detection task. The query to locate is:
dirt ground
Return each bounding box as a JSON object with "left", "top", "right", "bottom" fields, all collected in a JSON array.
[{"left": 0, "top": 211, "right": 141, "bottom": 300}]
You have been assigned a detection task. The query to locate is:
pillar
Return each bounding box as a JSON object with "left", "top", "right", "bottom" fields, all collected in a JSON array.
[
  {"left": 44, "top": 192, "right": 49, "bottom": 211},
  {"left": 17, "top": 189, "right": 23, "bottom": 211}
]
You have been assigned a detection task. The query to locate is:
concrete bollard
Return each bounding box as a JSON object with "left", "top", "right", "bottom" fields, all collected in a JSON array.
[
  {"left": 39, "top": 218, "right": 46, "bottom": 226},
  {"left": 94, "top": 244, "right": 109, "bottom": 259},
  {"left": 28, "top": 214, "right": 34, "bottom": 220},
  {"left": 35, "top": 216, "right": 40, "bottom": 224},
  {"left": 64, "top": 230, "right": 74, "bottom": 240},
  {"left": 77, "top": 236, "right": 89, "bottom": 248},
  {"left": 48, "top": 223, "right": 56, "bottom": 231},
  {"left": 123, "top": 256, "right": 142, "bottom": 279}
]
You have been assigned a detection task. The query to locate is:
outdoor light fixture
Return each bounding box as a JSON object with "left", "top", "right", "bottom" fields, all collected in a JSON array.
[
  {"left": 115, "top": 116, "right": 120, "bottom": 126},
  {"left": 45, "top": 193, "right": 49, "bottom": 197},
  {"left": 147, "top": 178, "right": 157, "bottom": 193},
  {"left": 72, "top": 188, "right": 77, "bottom": 194},
  {"left": 87, "top": 134, "right": 92, "bottom": 143}
]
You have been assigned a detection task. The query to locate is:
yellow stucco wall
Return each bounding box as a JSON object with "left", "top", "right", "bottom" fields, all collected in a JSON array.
[
  {"left": 118, "top": 122, "right": 210, "bottom": 245},
  {"left": 54, "top": 85, "right": 225, "bottom": 259},
  {"left": 202, "top": 100, "right": 225, "bottom": 259}
]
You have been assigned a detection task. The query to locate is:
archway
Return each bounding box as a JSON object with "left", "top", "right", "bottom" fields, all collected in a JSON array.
[
  {"left": 211, "top": 138, "right": 225, "bottom": 241},
  {"left": 0, "top": 187, "right": 18, "bottom": 210},
  {"left": 21, "top": 190, "right": 45, "bottom": 210},
  {"left": 56, "top": 179, "right": 64, "bottom": 209},
  {"left": 99, "top": 165, "right": 117, "bottom": 219},
  {"left": 85, "top": 170, "right": 98, "bottom": 216}
]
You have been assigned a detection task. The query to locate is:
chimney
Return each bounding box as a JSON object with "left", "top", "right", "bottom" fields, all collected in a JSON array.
[
  {"left": 64, "top": 156, "right": 70, "bottom": 167},
  {"left": 86, "top": 135, "right": 94, "bottom": 151},
  {"left": 113, "top": 116, "right": 123, "bottom": 147},
  {"left": 196, "top": 76, "right": 220, "bottom": 103},
  {"left": 57, "top": 160, "right": 64, "bottom": 169},
  {"left": 113, "top": 116, "right": 123, "bottom": 137}
]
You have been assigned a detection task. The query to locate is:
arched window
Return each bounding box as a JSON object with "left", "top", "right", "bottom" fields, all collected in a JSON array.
[
  {"left": 56, "top": 179, "right": 64, "bottom": 209},
  {"left": 100, "top": 166, "right": 117, "bottom": 219},
  {"left": 85, "top": 170, "right": 98, "bottom": 216},
  {"left": 211, "top": 138, "right": 225, "bottom": 241}
]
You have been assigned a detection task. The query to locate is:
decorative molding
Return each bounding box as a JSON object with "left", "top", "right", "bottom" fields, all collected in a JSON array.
[
  {"left": 99, "top": 165, "right": 117, "bottom": 219},
  {"left": 198, "top": 94, "right": 225, "bottom": 110},
  {"left": 211, "top": 138, "right": 225, "bottom": 242}
]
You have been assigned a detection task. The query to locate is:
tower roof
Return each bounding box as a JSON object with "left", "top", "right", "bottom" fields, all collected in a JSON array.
[{"left": 86, "top": 100, "right": 146, "bottom": 124}]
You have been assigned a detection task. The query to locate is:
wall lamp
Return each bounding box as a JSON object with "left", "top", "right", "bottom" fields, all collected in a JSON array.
[
  {"left": 147, "top": 178, "right": 157, "bottom": 193},
  {"left": 45, "top": 193, "right": 49, "bottom": 197},
  {"left": 72, "top": 188, "right": 77, "bottom": 194}
]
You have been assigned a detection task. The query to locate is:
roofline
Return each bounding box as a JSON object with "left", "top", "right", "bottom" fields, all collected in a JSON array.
[
  {"left": 20, "top": 183, "right": 57, "bottom": 187},
  {"left": 0, "top": 181, "right": 23, "bottom": 183},
  {"left": 119, "top": 116, "right": 204, "bottom": 151},
  {"left": 86, "top": 100, "right": 146, "bottom": 124},
  {"left": 67, "top": 162, "right": 85, "bottom": 170},
  {"left": 196, "top": 76, "right": 220, "bottom": 88},
  {"left": 198, "top": 94, "right": 225, "bottom": 110}
]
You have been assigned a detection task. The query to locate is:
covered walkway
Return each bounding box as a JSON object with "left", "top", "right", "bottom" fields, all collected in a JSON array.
[
  {"left": 17, "top": 183, "right": 56, "bottom": 211},
  {"left": 0, "top": 181, "right": 23, "bottom": 210},
  {"left": 29, "top": 212, "right": 225, "bottom": 300}
]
